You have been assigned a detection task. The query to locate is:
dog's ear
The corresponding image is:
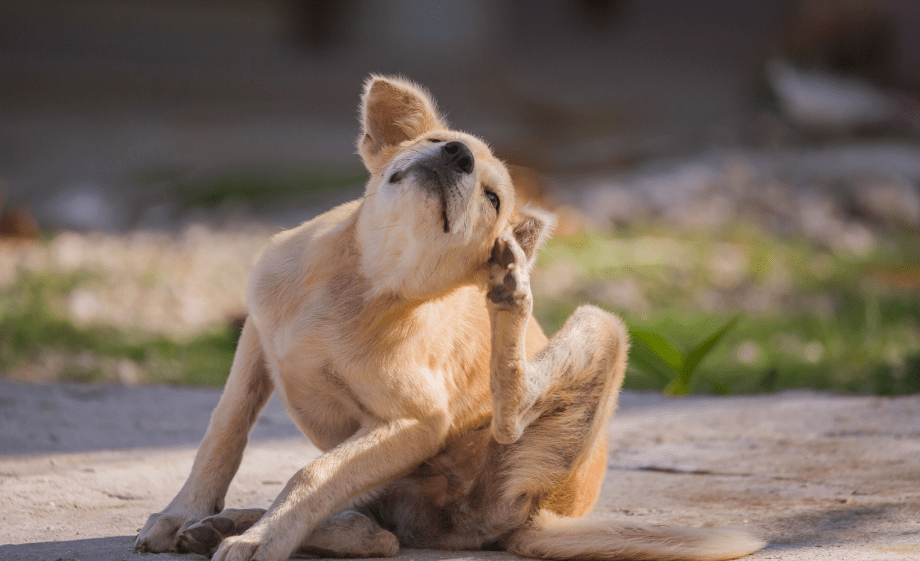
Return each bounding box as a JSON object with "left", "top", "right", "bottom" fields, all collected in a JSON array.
[
  {"left": 358, "top": 75, "right": 447, "bottom": 171},
  {"left": 510, "top": 206, "right": 556, "bottom": 267}
]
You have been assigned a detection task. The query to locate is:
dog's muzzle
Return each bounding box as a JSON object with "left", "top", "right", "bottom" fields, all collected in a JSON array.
[
  {"left": 407, "top": 141, "right": 475, "bottom": 234},
  {"left": 440, "top": 141, "right": 474, "bottom": 175}
]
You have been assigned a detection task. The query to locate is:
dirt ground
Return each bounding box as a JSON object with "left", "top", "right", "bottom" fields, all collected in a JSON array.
[{"left": 0, "top": 381, "right": 918, "bottom": 561}]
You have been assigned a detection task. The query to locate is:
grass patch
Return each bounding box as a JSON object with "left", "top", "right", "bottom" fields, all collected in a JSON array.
[
  {"left": 2, "top": 220, "right": 918, "bottom": 395},
  {"left": 0, "top": 270, "right": 238, "bottom": 386},
  {"left": 534, "top": 223, "right": 920, "bottom": 395}
]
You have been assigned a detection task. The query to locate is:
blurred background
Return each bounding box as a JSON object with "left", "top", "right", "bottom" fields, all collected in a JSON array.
[{"left": 1, "top": 0, "right": 918, "bottom": 394}]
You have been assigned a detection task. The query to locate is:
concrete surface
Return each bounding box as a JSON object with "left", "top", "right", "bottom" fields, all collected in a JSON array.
[{"left": 1, "top": 381, "right": 918, "bottom": 560}]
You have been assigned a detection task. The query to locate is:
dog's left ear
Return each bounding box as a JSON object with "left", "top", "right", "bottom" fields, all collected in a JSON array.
[
  {"left": 358, "top": 75, "right": 447, "bottom": 172},
  {"left": 510, "top": 206, "right": 556, "bottom": 267}
]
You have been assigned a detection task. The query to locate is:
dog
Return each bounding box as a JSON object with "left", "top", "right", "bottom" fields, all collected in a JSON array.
[{"left": 135, "top": 75, "right": 765, "bottom": 561}]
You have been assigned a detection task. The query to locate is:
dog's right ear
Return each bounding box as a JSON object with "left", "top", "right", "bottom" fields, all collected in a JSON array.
[
  {"left": 358, "top": 75, "right": 447, "bottom": 173},
  {"left": 510, "top": 205, "right": 557, "bottom": 268}
]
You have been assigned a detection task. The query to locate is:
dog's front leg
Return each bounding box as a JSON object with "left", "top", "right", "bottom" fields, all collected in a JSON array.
[
  {"left": 212, "top": 414, "right": 448, "bottom": 561},
  {"left": 135, "top": 318, "right": 273, "bottom": 552}
]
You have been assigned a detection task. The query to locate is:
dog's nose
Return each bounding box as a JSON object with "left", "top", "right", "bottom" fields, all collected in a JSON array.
[{"left": 441, "top": 141, "right": 474, "bottom": 174}]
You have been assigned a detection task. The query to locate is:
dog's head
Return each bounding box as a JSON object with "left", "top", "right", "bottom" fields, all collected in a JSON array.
[{"left": 355, "top": 75, "right": 555, "bottom": 299}]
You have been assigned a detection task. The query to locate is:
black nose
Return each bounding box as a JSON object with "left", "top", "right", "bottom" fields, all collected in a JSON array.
[{"left": 441, "top": 141, "right": 474, "bottom": 174}]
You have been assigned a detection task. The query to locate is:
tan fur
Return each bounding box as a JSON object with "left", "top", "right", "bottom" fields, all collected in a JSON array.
[
  {"left": 505, "top": 511, "right": 767, "bottom": 561},
  {"left": 135, "top": 76, "right": 765, "bottom": 561}
]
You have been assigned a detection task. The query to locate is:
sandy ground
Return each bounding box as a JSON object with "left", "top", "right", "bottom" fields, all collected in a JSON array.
[{"left": 1, "top": 381, "right": 919, "bottom": 560}]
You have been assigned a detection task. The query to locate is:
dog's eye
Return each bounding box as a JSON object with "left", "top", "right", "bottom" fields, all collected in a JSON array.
[
  {"left": 485, "top": 190, "right": 500, "bottom": 211},
  {"left": 428, "top": 138, "right": 443, "bottom": 143}
]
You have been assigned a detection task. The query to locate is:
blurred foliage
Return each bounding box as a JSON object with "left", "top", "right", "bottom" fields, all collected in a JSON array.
[
  {"left": 0, "top": 270, "right": 237, "bottom": 386},
  {"left": 631, "top": 316, "right": 739, "bottom": 396},
  {"left": 534, "top": 222, "right": 920, "bottom": 395},
  {"left": 2, "top": 218, "right": 919, "bottom": 395},
  {"left": 135, "top": 166, "right": 368, "bottom": 210}
]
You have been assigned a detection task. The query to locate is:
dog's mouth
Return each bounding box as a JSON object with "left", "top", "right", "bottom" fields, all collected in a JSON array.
[
  {"left": 404, "top": 164, "right": 455, "bottom": 234},
  {"left": 441, "top": 207, "right": 450, "bottom": 234}
]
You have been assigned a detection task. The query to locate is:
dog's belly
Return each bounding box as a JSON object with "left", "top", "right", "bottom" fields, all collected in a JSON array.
[
  {"left": 369, "top": 422, "right": 527, "bottom": 550},
  {"left": 408, "top": 422, "right": 493, "bottom": 507}
]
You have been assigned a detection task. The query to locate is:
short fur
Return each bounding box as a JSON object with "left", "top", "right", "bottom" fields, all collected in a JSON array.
[{"left": 135, "top": 75, "right": 765, "bottom": 561}]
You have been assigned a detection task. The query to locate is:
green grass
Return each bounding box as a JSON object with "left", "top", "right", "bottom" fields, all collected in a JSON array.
[
  {"left": 3, "top": 220, "right": 919, "bottom": 394},
  {"left": 0, "top": 271, "right": 238, "bottom": 386},
  {"left": 534, "top": 223, "right": 920, "bottom": 395}
]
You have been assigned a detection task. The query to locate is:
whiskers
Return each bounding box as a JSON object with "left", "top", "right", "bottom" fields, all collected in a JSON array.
[
  {"left": 371, "top": 223, "right": 402, "bottom": 232},
  {"left": 423, "top": 254, "right": 443, "bottom": 287}
]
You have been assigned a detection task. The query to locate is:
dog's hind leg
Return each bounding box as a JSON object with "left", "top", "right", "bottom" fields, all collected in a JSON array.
[
  {"left": 486, "top": 237, "right": 764, "bottom": 561},
  {"left": 486, "top": 235, "right": 628, "bottom": 513},
  {"left": 179, "top": 508, "right": 399, "bottom": 558},
  {"left": 485, "top": 233, "right": 628, "bottom": 450},
  {"left": 135, "top": 317, "right": 274, "bottom": 553}
]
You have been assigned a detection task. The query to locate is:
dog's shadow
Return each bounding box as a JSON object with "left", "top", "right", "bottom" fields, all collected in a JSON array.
[
  {"left": 2, "top": 504, "right": 908, "bottom": 561},
  {"left": 0, "top": 536, "right": 184, "bottom": 561},
  {"left": 0, "top": 536, "right": 528, "bottom": 561}
]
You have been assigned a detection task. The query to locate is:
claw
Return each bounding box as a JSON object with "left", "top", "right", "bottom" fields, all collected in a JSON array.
[
  {"left": 186, "top": 523, "right": 221, "bottom": 544},
  {"left": 178, "top": 528, "right": 216, "bottom": 555},
  {"left": 489, "top": 237, "right": 516, "bottom": 267},
  {"left": 176, "top": 535, "right": 190, "bottom": 554},
  {"left": 209, "top": 516, "right": 235, "bottom": 535}
]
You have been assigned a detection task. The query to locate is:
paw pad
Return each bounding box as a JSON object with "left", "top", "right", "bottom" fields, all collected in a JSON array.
[{"left": 487, "top": 237, "right": 529, "bottom": 308}]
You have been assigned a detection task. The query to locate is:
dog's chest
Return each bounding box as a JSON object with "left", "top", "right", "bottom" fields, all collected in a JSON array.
[
  {"left": 265, "top": 323, "right": 456, "bottom": 448},
  {"left": 272, "top": 362, "right": 376, "bottom": 450},
  {"left": 253, "top": 275, "right": 492, "bottom": 449}
]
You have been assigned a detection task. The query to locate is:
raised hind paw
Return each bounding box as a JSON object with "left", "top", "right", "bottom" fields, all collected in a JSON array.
[
  {"left": 176, "top": 508, "right": 266, "bottom": 557},
  {"left": 487, "top": 236, "right": 532, "bottom": 311}
]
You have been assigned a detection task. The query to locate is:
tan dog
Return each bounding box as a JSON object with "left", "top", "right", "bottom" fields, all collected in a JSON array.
[{"left": 135, "top": 76, "right": 765, "bottom": 561}]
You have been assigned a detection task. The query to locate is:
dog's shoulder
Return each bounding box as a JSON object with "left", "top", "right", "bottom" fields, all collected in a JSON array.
[{"left": 247, "top": 199, "right": 362, "bottom": 323}]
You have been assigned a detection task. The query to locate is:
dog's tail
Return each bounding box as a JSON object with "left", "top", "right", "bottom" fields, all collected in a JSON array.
[{"left": 503, "top": 510, "right": 765, "bottom": 561}]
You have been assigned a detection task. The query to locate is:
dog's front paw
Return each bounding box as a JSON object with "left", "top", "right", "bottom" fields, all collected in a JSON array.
[
  {"left": 487, "top": 236, "right": 531, "bottom": 310},
  {"left": 177, "top": 508, "right": 267, "bottom": 557},
  {"left": 135, "top": 509, "right": 203, "bottom": 553},
  {"left": 212, "top": 532, "right": 285, "bottom": 561}
]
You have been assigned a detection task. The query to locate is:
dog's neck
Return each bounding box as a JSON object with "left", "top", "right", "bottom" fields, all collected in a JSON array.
[{"left": 354, "top": 200, "right": 482, "bottom": 302}]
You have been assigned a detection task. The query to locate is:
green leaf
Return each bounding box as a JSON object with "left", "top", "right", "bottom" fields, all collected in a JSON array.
[
  {"left": 628, "top": 338, "right": 677, "bottom": 384},
  {"left": 682, "top": 316, "right": 741, "bottom": 376},
  {"left": 667, "top": 316, "right": 741, "bottom": 396},
  {"left": 631, "top": 330, "right": 684, "bottom": 371}
]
